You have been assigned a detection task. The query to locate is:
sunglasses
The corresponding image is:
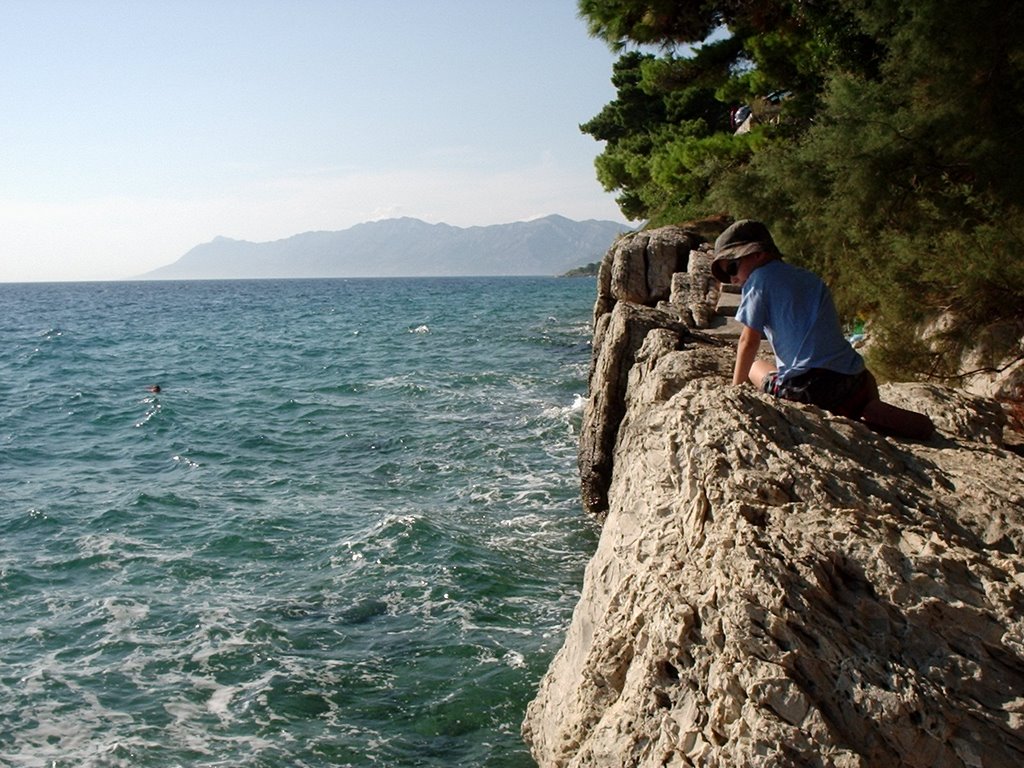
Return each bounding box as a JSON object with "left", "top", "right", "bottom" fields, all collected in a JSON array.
[{"left": 726, "top": 260, "right": 740, "bottom": 278}]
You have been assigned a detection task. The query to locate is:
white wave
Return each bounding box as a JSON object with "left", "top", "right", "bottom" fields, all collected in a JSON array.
[
  {"left": 540, "top": 394, "right": 588, "bottom": 423},
  {"left": 71, "top": 533, "right": 151, "bottom": 571},
  {"left": 133, "top": 402, "right": 161, "bottom": 428},
  {"left": 504, "top": 649, "right": 526, "bottom": 669},
  {"left": 100, "top": 596, "right": 150, "bottom": 631},
  {"left": 206, "top": 684, "right": 235, "bottom": 719}
]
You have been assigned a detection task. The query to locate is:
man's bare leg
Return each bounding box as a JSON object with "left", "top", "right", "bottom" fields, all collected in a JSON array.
[{"left": 861, "top": 398, "right": 935, "bottom": 440}]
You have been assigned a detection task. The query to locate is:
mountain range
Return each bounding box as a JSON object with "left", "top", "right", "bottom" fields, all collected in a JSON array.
[{"left": 141, "top": 215, "right": 630, "bottom": 280}]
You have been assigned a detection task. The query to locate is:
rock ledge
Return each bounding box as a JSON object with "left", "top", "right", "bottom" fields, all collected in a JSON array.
[{"left": 523, "top": 226, "right": 1024, "bottom": 768}]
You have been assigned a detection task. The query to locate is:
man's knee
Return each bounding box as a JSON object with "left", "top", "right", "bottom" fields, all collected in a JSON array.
[{"left": 749, "top": 359, "right": 776, "bottom": 388}]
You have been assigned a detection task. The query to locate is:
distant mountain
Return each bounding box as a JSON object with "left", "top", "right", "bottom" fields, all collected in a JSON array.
[{"left": 140, "top": 215, "right": 630, "bottom": 280}]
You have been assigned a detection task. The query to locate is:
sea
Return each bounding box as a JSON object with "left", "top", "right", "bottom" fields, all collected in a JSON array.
[{"left": 0, "top": 277, "right": 601, "bottom": 768}]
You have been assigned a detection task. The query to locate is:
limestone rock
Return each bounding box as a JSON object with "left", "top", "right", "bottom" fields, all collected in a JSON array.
[
  {"left": 668, "top": 245, "right": 720, "bottom": 329},
  {"left": 531, "top": 220, "right": 1023, "bottom": 766},
  {"left": 583, "top": 225, "right": 732, "bottom": 518},
  {"left": 646, "top": 227, "right": 700, "bottom": 303},
  {"left": 524, "top": 337, "right": 1024, "bottom": 767},
  {"left": 920, "top": 314, "right": 1024, "bottom": 438},
  {"left": 578, "top": 302, "right": 695, "bottom": 518},
  {"left": 879, "top": 382, "right": 1007, "bottom": 445},
  {"left": 610, "top": 232, "right": 653, "bottom": 305},
  {"left": 959, "top": 325, "right": 1024, "bottom": 438},
  {"left": 592, "top": 226, "right": 705, "bottom": 324},
  {"left": 594, "top": 251, "right": 616, "bottom": 325}
]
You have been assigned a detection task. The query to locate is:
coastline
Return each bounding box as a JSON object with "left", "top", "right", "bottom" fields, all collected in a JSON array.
[{"left": 522, "top": 226, "right": 1024, "bottom": 767}]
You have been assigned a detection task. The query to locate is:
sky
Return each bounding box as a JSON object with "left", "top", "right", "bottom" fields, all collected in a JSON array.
[{"left": 0, "top": 0, "right": 633, "bottom": 282}]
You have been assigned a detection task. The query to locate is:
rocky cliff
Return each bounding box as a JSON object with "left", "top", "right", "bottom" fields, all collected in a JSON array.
[{"left": 523, "top": 226, "right": 1024, "bottom": 767}]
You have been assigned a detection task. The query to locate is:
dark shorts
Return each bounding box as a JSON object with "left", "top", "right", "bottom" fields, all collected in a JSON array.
[{"left": 761, "top": 367, "right": 878, "bottom": 419}]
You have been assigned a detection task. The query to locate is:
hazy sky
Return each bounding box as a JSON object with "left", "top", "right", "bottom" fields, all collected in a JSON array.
[{"left": 0, "top": 1, "right": 632, "bottom": 282}]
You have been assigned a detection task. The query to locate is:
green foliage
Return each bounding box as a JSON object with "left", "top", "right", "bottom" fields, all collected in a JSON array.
[
  {"left": 578, "top": 0, "right": 1024, "bottom": 378},
  {"left": 864, "top": 211, "right": 1024, "bottom": 380},
  {"left": 648, "top": 130, "right": 759, "bottom": 225},
  {"left": 561, "top": 261, "right": 603, "bottom": 278},
  {"left": 578, "top": 0, "right": 719, "bottom": 49}
]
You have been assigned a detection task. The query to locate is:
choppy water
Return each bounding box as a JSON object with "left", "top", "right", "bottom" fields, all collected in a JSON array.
[{"left": 0, "top": 277, "right": 598, "bottom": 767}]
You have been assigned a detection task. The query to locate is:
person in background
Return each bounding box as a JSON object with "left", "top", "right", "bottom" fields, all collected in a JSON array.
[{"left": 712, "top": 219, "right": 934, "bottom": 440}]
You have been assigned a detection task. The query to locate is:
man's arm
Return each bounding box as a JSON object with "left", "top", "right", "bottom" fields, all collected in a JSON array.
[{"left": 733, "top": 325, "right": 763, "bottom": 386}]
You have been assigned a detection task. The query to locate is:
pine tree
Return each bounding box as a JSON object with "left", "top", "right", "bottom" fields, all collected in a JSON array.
[{"left": 579, "top": 0, "right": 1024, "bottom": 378}]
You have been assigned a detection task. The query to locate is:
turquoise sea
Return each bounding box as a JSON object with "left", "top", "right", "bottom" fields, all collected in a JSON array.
[{"left": 0, "top": 277, "right": 599, "bottom": 767}]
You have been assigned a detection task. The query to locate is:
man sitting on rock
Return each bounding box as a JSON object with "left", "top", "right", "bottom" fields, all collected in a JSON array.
[{"left": 712, "top": 219, "right": 934, "bottom": 440}]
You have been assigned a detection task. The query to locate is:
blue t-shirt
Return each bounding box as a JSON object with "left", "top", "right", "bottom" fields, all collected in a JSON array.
[{"left": 736, "top": 259, "right": 863, "bottom": 382}]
